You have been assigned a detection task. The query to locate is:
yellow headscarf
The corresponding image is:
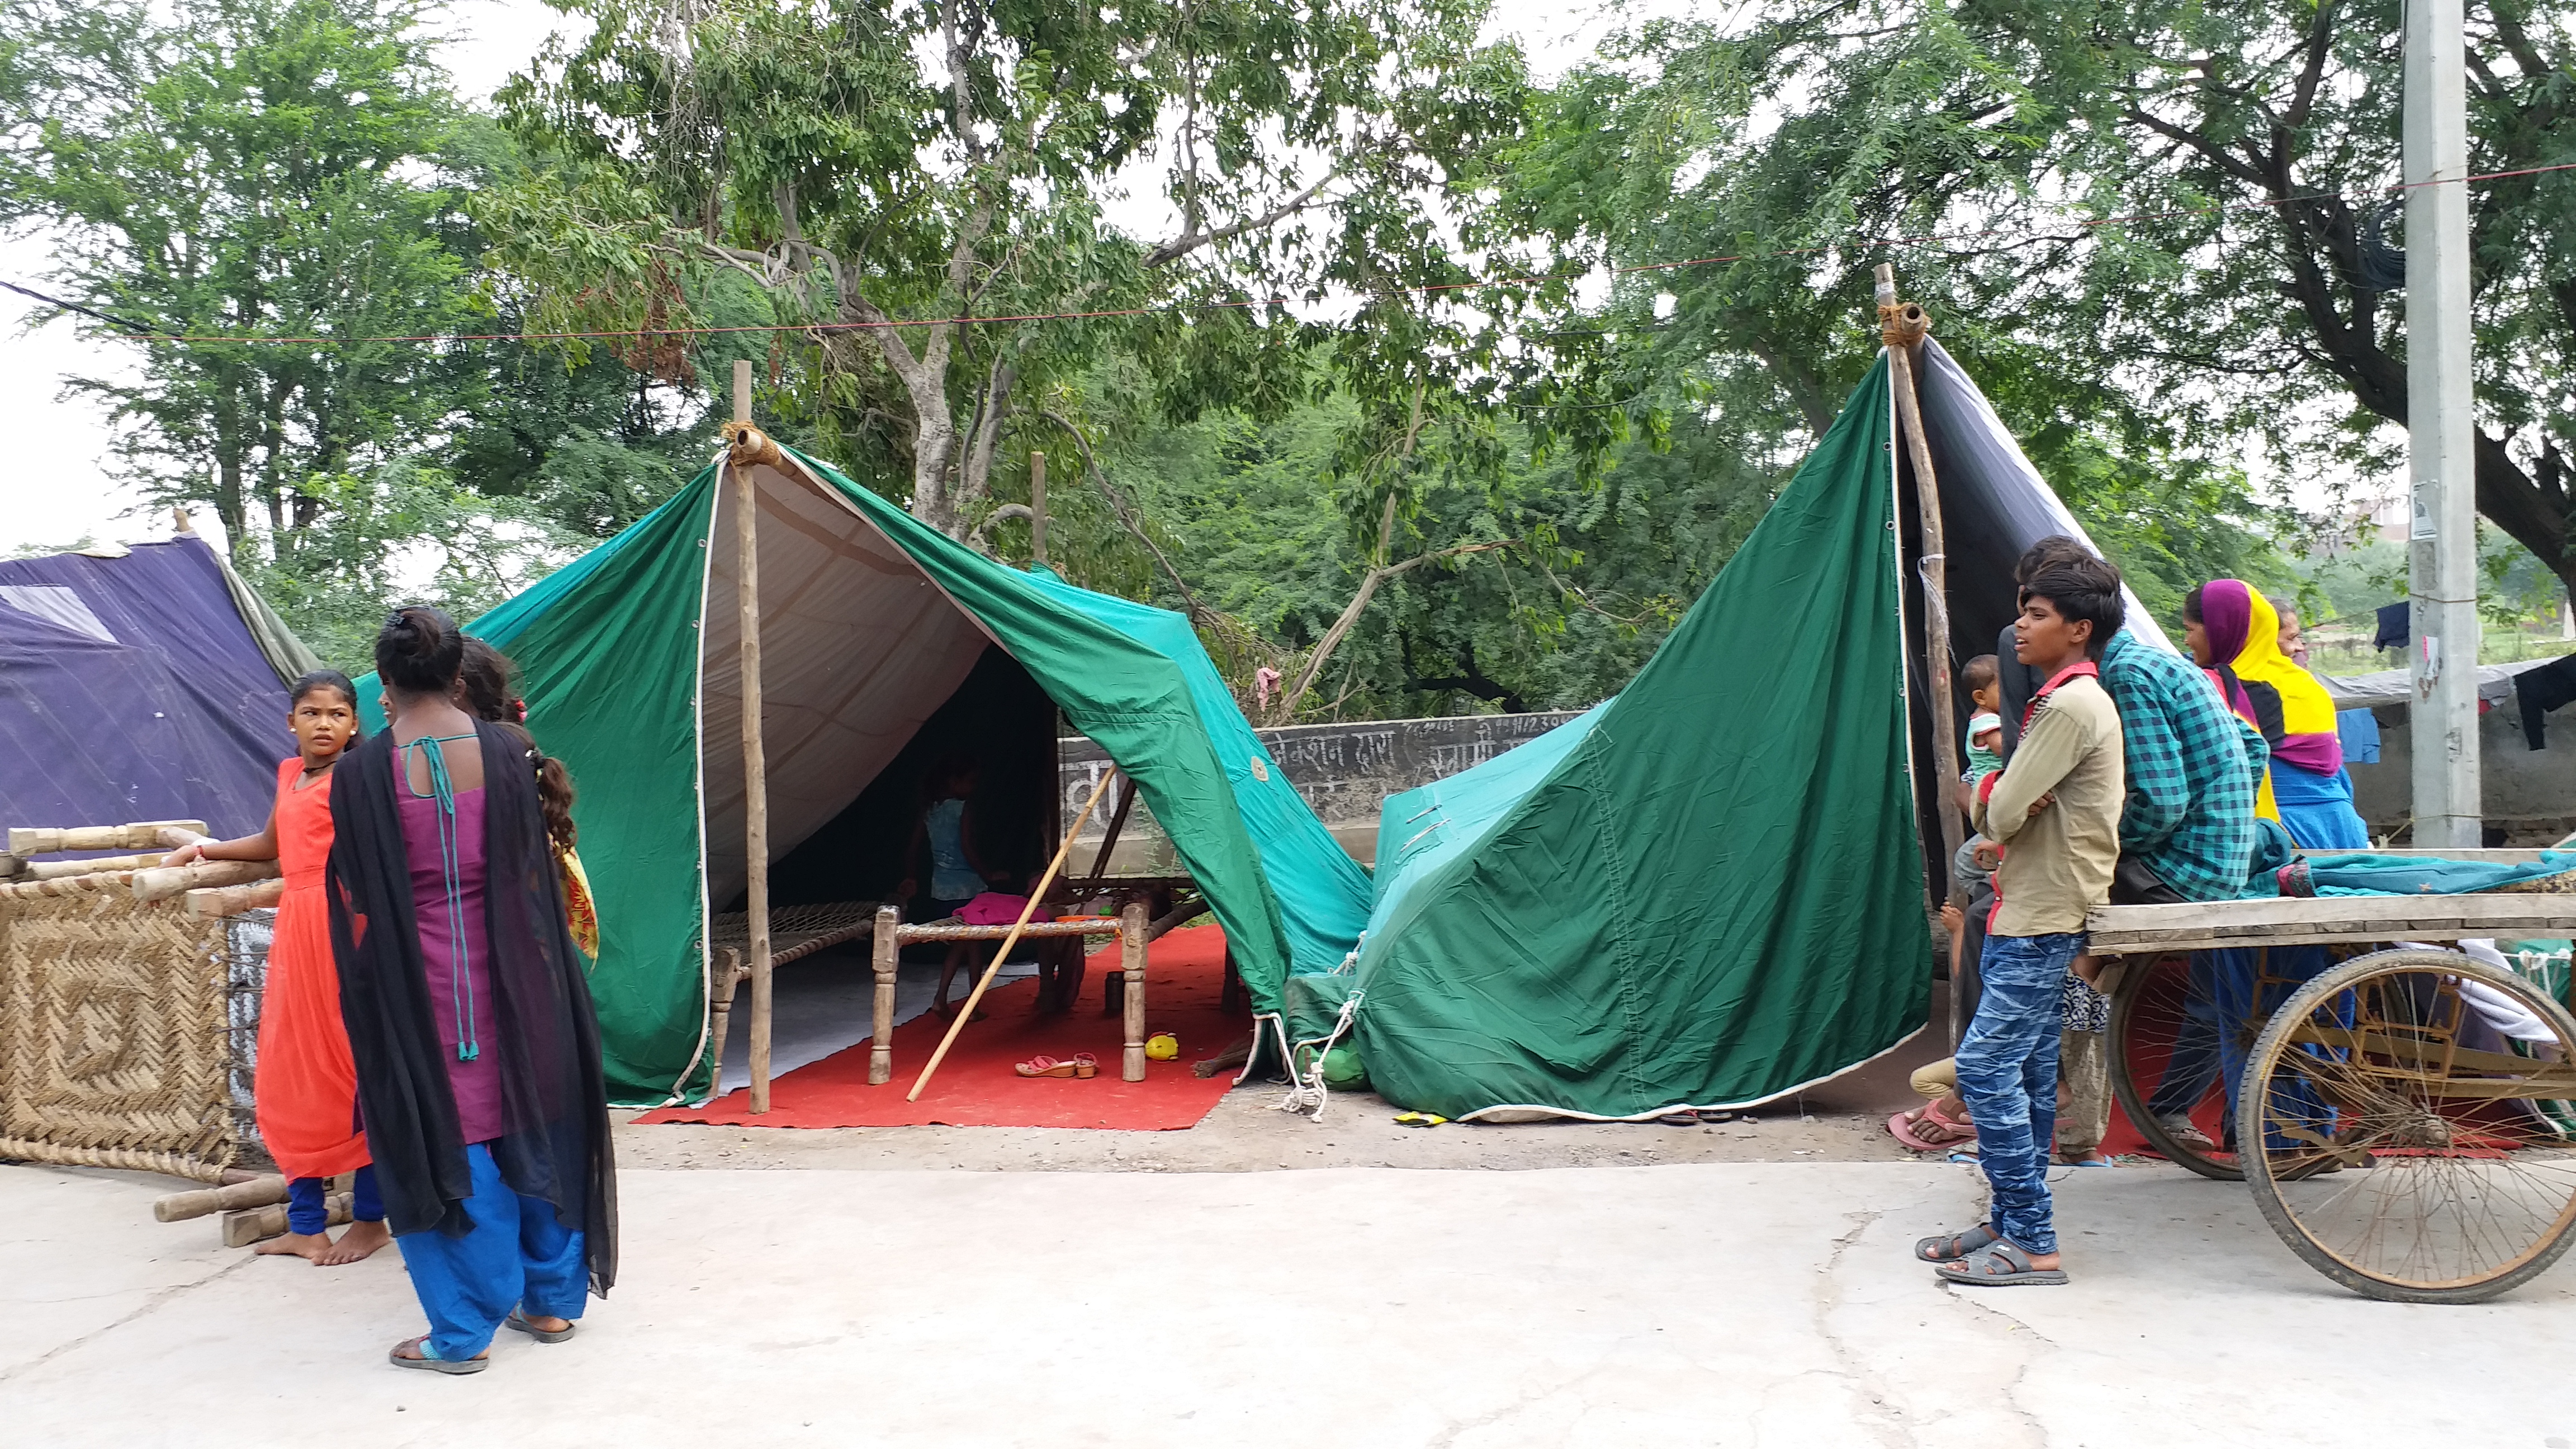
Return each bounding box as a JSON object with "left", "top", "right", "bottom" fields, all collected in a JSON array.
[{"left": 2231, "top": 585, "right": 2340, "bottom": 739}]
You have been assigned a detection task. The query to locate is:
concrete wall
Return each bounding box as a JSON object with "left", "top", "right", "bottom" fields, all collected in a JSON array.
[
  {"left": 2348, "top": 704, "right": 2576, "bottom": 844},
  {"left": 1058, "top": 710, "right": 1585, "bottom": 872}
]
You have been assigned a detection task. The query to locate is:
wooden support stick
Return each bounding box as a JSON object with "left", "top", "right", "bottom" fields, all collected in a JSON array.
[
  {"left": 1120, "top": 899, "right": 1149, "bottom": 1082},
  {"left": 25, "top": 851, "right": 163, "bottom": 880},
  {"left": 728, "top": 358, "right": 776, "bottom": 1116},
  {"left": 223, "top": 1192, "right": 350, "bottom": 1249},
  {"left": 8, "top": 821, "right": 207, "bottom": 855},
  {"left": 130, "top": 858, "right": 280, "bottom": 905},
  {"left": 1029, "top": 450, "right": 1048, "bottom": 565},
  {"left": 705, "top": 948, "right": 743, "bottom": 1095},
  {"left": 1876, "top": 263, "right": 1968, "bottom": 1048},
  {"left": 908, "top": 766, "right": 1123, "bottom": 1100},
  {"left": 185, "top": 879, "right": 286, "bottom": 918},
  {"left": 869, "top": 905, "right": 901, "bottom": 1085},
  {"left": 1074, "top": 775, "right": 1138, "bottom": 899},
  {"left": 154, "top": 1173, "right": 288, "bottom": 1223}
]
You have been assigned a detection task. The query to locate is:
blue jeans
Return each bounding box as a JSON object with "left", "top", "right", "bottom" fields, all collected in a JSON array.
[
  {"left": 286, "top": 1165, "right": 381, "bottom": 1235},
  {"left": 1955, "top": 931, "right": 2080, "bottom": 1256},
  {"left": 395, "top": 1143, "right": 589, "bottom": 1360}
]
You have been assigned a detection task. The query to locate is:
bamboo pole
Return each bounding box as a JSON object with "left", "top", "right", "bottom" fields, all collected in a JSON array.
[
  {"left": 869, "top": 905, "right": 901, "bottom": 1086},
  {"left": 908, "top": 766, "right": 1123, "bottom": 1100},
  {"left": 1119, "top": 899, "right": 1149, "bottom": 1082},
  {"left": 729, "top": 359, "right": 776, "bottom": 1116},
  {"left": 1876, "top": 264, "right": 1968, "bottom": 1048}
]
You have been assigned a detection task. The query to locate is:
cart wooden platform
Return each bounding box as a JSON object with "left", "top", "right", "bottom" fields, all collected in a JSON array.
[{"left": 2086, "top": 848, "right": 2576, "bottom": 1303}]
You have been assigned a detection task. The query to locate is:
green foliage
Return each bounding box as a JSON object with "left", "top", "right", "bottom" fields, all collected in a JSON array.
[
  {"left": 484, "top": 0, "right": 1541, "bottom": 543},
  {"left": 0, "top": 0, "right": 704, "bottom": 574},
  {"left": 240, "top": 461, "right": 593, "bottom": 673}
]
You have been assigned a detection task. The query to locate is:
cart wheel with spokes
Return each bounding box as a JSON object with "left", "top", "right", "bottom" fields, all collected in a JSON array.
[
  {"left": 2108, "top": 951, "right": 2242, "bottom": 1180},
  {"left": 2238, "top": 946, "right": 2576, "bottom": 1304}
]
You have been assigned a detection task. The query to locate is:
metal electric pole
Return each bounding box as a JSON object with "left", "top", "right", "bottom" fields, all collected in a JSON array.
[{"left": 2404, "top": 0, "right": 2482, "bottom": 849}]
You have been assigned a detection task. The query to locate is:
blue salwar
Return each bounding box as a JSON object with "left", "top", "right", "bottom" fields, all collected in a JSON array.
[
  {"left": 1954, "top": 931, "right": 2078, "bottom": 1257},
  {"left": 287, "top": 1164, "right": 383, "bottom": 1236},
  {"left": 396, "top": 1143, "right": 588, "bottom": 1361}
]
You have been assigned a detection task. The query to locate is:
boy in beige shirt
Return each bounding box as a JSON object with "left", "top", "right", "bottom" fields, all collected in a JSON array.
[{"left": 1917, "top": 555, "right": 2126, "bottom": 1288}]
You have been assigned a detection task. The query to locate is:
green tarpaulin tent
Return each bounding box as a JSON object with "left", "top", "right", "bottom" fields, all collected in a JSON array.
[
  {"left": 363, "top": 443, "right": 1371, "bottom": 1105},
  {"left": 1277, "top": 337, "right": 2181, "bottom": 1121},
  {"left": 1282, "top": 356, "right": 1934, "bottom": 1120}
]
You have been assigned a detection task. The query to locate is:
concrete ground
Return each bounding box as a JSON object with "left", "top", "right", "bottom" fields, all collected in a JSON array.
[{"left": 9, "top": 1154, "right": 2576, "bottom": 1448}]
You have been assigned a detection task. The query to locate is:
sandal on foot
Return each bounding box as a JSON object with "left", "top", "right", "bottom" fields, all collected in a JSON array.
[
  {"left": 1915, "top": 1223, "right": 2001, "bottom": 1263},
  {"left": 389, "top": 1335, "right": 488, "bottom": 1374},
  {"left": 1935, "top": 1240, "right": 2068, "bottom": 1286},
  {"left": 505, "top": 1310, "right": 576, "bottom": 1343},
  {"left": 2157, "top": 1117, "right": 2218, "bottom": 1152}
]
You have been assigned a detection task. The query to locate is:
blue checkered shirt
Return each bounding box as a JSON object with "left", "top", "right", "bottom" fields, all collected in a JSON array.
[{"left": 2096, "top": 629, "right": 2264, "bottom": 902}]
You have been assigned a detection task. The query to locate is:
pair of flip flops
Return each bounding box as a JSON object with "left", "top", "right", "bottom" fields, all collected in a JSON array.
[
  {"left": 388, "top": 1311, "right": 578, "bottom": 1373},
  {"left": 1014, "top": 1053, "right": 1099, "bottom": 1078},
  {"left": 1914, "top": 1224, "right": 2068, "bottom": 1286}
]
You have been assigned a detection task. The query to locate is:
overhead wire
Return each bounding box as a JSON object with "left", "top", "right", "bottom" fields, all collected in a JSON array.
[{"left": 6, "top": 159, "right": 2571, "bottom": 349}]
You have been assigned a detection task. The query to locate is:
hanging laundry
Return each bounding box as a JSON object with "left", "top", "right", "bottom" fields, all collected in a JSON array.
[
  {"left": 2373, "top": 600, "right": 2410, "bottom": 651},
  {"left": 2516, "top": 654, "right": 2576, "bottom": 750}
]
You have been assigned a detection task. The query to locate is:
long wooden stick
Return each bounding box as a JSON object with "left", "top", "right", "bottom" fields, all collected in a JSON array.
[
  {"left": 1876, "top": 264, "right": 1968, "bottom": 1049},
  {"left": 907, "top": 766, "right": 1123, "bottom": 1100},
  {"left": 731, "top": 358, "right": 776, "bottom": 1115}
]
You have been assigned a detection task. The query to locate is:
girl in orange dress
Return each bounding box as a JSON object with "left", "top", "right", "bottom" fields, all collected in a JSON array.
[{"left": 165, "top": 671, "right": 389, "bottom": 1265}]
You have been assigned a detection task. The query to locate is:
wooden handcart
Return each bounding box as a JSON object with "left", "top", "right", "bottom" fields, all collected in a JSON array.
[{"left": 2089, "top": 848, "right": 2576, "bottom": 1303}]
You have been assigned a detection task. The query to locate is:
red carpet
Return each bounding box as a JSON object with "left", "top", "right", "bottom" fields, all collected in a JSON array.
[
  {"left": 2100, "top": 954, "right": 2223, "bottom": 1159},
  {"left": 635, "top": 925, "right": 1247, "bottom": 1130}
]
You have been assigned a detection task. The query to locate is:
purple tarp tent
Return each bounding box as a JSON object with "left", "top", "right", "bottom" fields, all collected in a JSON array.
[{"left": 0, "top": 537, "right": 304, "bottom": 844}]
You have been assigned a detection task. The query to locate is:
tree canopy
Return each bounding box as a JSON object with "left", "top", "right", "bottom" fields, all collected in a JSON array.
[{"left": 4, "top": 0, "right": 2568, "bottom": 697}]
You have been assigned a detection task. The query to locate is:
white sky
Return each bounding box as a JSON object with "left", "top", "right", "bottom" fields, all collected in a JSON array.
[{"left": 0, "top": 0, "right": 2344, "bottom": 557}]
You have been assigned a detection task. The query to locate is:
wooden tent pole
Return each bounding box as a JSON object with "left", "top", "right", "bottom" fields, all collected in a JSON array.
[
  {"left": 731, "top": 358, "right": 776, "bottom": 1114},
  {"left": 907, "top": 766, "right": 1122, "bottom": 1101},
  {"left": 1029, "top": 450, "right": 1048, "bottom": 566},
  {"left": 1876, "top": 264, "right": 1968, "bottom": 1048}
]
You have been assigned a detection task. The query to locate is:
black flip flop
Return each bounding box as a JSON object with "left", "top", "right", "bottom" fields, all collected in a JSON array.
[
  {"left": 1914, "top": 1223, "right": 2001, "bottom": 1263},
  {"left": 1936, "top": 1240, "right": 2068, "bottom": 1286},
  {"left": 389, "top": 1336, "right": 489, "bottom": 1374},
  {"left": 505, "top": 1310, "right": 576, "bottom": 1343}
]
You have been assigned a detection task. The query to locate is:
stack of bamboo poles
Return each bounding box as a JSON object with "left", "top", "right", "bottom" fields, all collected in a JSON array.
[
  {"left": 0, "top": 819, "right": 284, "bottom": 1186},
  {"left": 0, "top": 820, "right": 284, "bottom": 913}
]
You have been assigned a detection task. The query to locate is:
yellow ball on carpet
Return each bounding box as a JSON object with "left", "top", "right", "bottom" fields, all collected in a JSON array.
[{"left": 1144, "top": 1032, "right": 1179, "bottom": 1060}]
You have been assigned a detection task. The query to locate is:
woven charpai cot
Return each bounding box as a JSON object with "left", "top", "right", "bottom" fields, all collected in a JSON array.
[{"left": 0, "top": 891, "right": 241, "bottom": 1183}]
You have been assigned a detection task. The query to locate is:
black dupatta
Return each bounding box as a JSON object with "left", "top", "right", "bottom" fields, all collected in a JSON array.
[{"left": 327, "top": 719, "right": 618, "bottom": 1293}]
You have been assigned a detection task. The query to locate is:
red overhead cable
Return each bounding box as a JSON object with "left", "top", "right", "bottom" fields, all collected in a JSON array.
[{"left": 16, "top": 160, "right": 2572, "bottom": 348}]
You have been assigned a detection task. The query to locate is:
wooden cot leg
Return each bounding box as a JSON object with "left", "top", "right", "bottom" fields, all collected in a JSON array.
[
  {"left": 870, "top": 906, "right": 901, "bottom": 1086},
  {"left": 1121, "top": 899, "right": 1149, "bottom": 1082},
  {"left": 707, "top": 948, "right": 742, "bottom": 1093}
]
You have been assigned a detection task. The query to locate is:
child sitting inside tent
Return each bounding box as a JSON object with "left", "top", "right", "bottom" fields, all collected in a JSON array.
[{"left": 898, "top": 754, "right": 1011, "bottom": 1018}]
